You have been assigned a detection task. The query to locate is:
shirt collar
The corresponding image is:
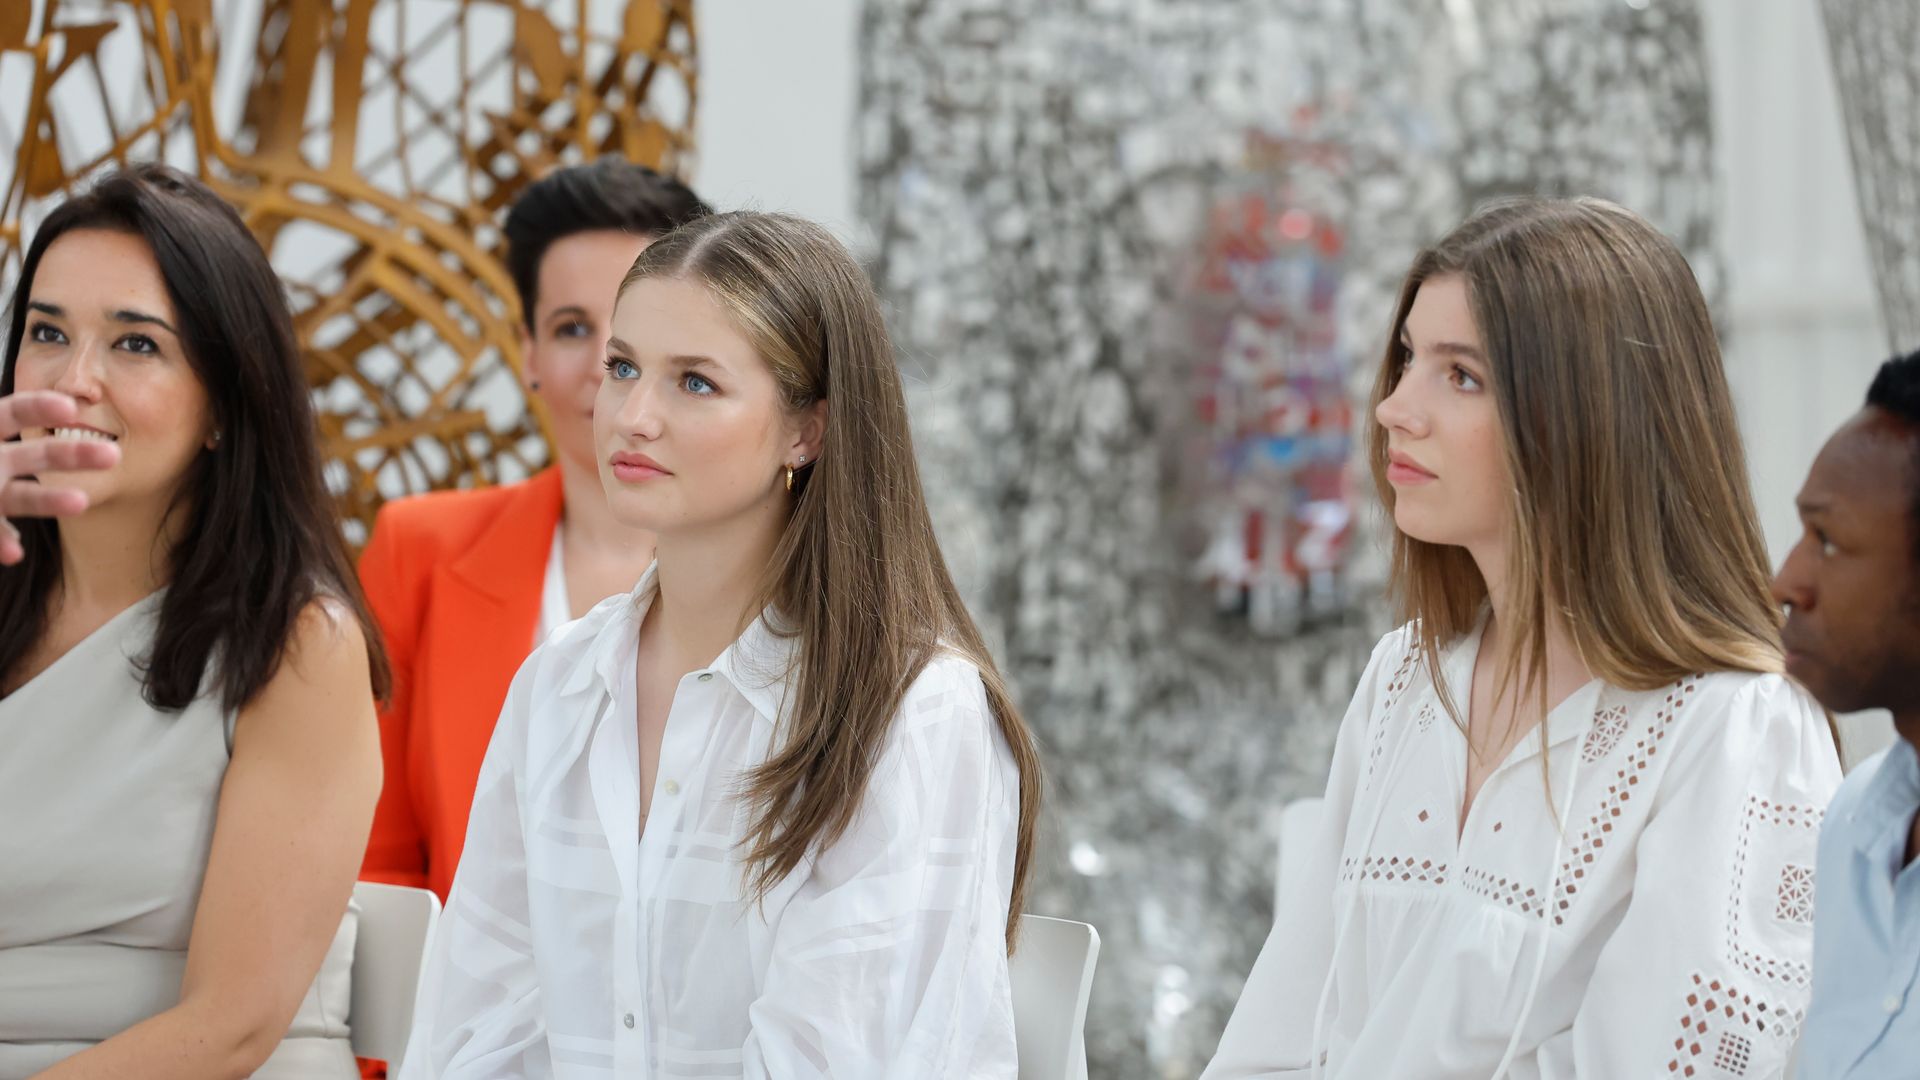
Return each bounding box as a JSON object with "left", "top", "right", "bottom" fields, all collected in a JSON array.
[
  {"left": 710, "top": 608, "right": 801, "bottom": 728},
  {"left": 557, "top": 561, "right": 799, "bottom": 728},
  {"left": 1847, "top": 737, "right": 1920, "bottom": 861},
  {"left": 1439, "top": 608, "right": 1604, "bottom": 756}
]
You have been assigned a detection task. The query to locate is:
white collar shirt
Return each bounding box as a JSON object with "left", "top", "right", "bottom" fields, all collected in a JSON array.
[{"left": 399, "top": 566, "right": 1022, "bottom": 1079}]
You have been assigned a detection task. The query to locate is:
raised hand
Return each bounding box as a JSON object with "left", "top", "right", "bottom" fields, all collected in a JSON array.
[{"left": 0, "top": 390, "right": 120, "bottom": 564}]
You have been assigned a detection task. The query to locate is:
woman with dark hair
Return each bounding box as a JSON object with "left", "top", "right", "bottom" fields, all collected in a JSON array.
[
  {"left": 0, "top": 164, "right": 389, "bottom": 1079},
  {"left": 400, "top": 212, "right": 1043, "bottom": 1078},
  {"left": 358, "top": 159, "right": 710, "bottom": 903}
]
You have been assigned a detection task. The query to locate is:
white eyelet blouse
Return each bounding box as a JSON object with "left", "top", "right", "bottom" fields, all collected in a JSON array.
[{"left": 1204, "top": 621, "right": 1842, "bottom": 1080}]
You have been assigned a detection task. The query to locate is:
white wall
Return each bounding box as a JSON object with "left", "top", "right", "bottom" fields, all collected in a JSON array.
[
  {"left": 1704, "top": 0, "right": 1888, "bottom": 562},
  {"left": 691, "top": 0, "right": 863, "bottom": 246},
  {"left": 1701, "top": 0, "right": 1894, "bottom": 761}
]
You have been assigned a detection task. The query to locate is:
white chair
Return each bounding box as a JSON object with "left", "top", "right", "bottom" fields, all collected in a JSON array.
[
  {"left": 1276, "top": 796, "right": 1325, "bottom": 910},
  {"left": 1010, "top": 914, "right": 1101, "bottom": 1080},
  {"left": 348, "top": 881, "right": 442, "bottom": 1070}
]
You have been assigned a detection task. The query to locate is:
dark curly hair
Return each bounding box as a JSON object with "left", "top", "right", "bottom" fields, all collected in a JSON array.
[{"left": 1866, "top": 349, "right": 1920, "bottom": 564}]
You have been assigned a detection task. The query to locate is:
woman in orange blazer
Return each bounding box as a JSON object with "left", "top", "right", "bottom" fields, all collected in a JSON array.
[{"left": 359, "top": 161, "right": 710, "bottom": 898}]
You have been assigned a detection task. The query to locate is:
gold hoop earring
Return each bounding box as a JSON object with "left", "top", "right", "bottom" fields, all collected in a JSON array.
[{"left": 785, "top": 465, "right": 795, "bottom": 492}]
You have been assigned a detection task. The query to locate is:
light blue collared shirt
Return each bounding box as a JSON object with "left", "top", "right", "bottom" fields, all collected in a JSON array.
[{"left": 1798, "top": 737, "right": 1920, "bottom": 1079}]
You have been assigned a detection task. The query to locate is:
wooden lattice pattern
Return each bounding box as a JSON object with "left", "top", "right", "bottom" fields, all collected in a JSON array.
[{"left": 0, "top": 0, "right": 698, "bottom": 544}]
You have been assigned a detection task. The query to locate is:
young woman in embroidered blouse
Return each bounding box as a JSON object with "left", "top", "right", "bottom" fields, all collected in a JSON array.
[
  {"left": 1203, "top": 197, "right": 1842, "bottom": 1080},
  {"left": 400, "top": 212, "right": 1045, "bottom": 1079}
]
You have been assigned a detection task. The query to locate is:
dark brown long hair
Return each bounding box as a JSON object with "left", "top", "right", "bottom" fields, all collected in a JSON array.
[
  {"left": 0, "top": 163, "right": 389, "bottom": 711},
  {"left": 1369, "top": 196, "right": 1783, "bottom": 719},
  {"left": 620, "top": 211, "right": 1043, "bottom": 948}
]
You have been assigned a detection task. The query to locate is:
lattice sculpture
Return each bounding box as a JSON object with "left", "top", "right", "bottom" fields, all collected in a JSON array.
[
  {"left": 0, "top": 0, "right": 697, "bottom": 543},
  {"left": 1821, "top": 0, "right": 1920, "bottom": 350},
  {"left": 860, "top": 0, "right": 1716, "bottom": 1073}
]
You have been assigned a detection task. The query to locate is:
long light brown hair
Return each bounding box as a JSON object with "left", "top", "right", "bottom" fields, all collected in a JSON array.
[
  {"left": 619, "top": 211, "right": 1043, "bottom": 948},
  {"left": 1369, "top": 196, "right": 1786, "bottom": 726}
]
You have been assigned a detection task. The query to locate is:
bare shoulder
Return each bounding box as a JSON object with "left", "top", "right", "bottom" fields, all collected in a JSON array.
[
  {"left": 236, "top": 596, "right": 376, "bottom": 740},
  {"left": 284, "top": 595, "right": 372, "bottom": 680}
]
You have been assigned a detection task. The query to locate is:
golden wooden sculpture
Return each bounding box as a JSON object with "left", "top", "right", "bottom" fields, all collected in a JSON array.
[{"left": 0, "top": 0, "right": 697, "bottom": 543}]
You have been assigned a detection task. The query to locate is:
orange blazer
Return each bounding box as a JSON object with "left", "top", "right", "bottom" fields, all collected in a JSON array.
[{"left": 357, "top": 468, "right": 563, "bottom": 900}]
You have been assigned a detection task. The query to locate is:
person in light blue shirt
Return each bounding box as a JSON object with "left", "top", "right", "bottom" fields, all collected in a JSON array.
[{"left": 1777, "top": 350, "right": 1920, "bottom": 1079}]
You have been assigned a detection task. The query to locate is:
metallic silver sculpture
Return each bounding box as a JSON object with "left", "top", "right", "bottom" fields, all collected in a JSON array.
[{"left": 1822, "top": 0, "right": 1920, "bottom": 349}]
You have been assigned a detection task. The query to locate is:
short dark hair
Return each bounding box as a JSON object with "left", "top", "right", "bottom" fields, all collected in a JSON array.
[
  {"left": 1867, "top": 348, "right": 1920, "bottom": 563},
  {"left": 0, "top": 163, "right": 390, "bottom": 711},
  {"left": 503, "top": 159, "right": 711, "bottom": 330}
]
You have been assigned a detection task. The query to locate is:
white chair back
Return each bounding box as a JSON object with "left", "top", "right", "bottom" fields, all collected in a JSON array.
[
  {"left": 1010, "top": 914, "right": 1101, "bottom": 1080},
  {"left": 348, "top": 881, "right": 442, "bottom": 1069}
]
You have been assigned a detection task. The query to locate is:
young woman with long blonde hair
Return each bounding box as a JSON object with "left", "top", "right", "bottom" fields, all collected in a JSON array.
[
  {"left": 400, "top": 212, "right": 1044, "bottom": 1079},
  {"left": 1204, "top": 197, "right": 1840, "bottom": 1079}
]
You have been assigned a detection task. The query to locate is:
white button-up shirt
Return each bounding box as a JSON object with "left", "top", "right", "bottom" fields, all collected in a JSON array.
[
  {"left": 399, "top": 569, "right": 1022, "bottom": 1079},
  {"left": 1205, "top": 621, "right": 1841, "bottom": 1079}
]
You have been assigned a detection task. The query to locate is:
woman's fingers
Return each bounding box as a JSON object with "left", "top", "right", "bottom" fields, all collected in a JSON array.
[
  {"left": 0, "top": 478, "right": 89, "bottom": 519},
  {"left": 0, "top": 518, "right": 21, "bottom": 566},
  {"left": 0, "top": 434, "right": 119, "bottom": 478},
  {"left": 0, "top": 393, "right": 113, "bottom": 562},
  {"left": 0, "top": 391, "right": 83, "bottom": 440}
]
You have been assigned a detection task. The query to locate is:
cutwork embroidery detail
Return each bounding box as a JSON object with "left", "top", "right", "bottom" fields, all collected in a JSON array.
[
  {"left": 1581, "top": 704, "right": 1631, "bottom": 763},
  {"left": 1458, "top": 864, "right": 1547, "bottom": 918},
  {"left": 1727, "top": 796, "right": 1822, "bottom": 987},
  {"left": 1550, "top": 678, "right": 1699, "bottom": 926},
  {"left": 1774, "top": 864, "right": 1814, "bottom": 926},
  {"left": 1366, "top": 645, "right": 1421, "bottom": 789},
  {"left": 1340, "top": 854, "right": 1449, "bottom": 885},
  {"left": 1666, "top": 971, "right": 1801, "bottom": 1077}
]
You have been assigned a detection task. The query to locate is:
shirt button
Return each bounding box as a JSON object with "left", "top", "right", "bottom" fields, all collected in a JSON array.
[
  {"left": 1884, "top": 994, "right": 1903, "bottom": 1014},
  {"left": 623, "top": 1012, "right": 636, "bottom": 1029},
  {"left": 697, "top": 672, "right": 714, "bottom": 683},
  {"left": 664, "top": 780, "right": 680, "bottom": 796}
]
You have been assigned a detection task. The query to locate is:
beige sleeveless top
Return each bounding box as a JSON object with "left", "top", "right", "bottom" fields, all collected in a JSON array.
[{"left": 0, "top": 591, "right": 357, "bottom": 1078}]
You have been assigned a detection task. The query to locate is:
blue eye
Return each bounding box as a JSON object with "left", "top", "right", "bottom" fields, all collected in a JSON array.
[
  {"left": 603, "top": 357, "right": 637, "bottom": 379},
  {"left": 683, "top": 372, "right": 716, "bottom": 395}
]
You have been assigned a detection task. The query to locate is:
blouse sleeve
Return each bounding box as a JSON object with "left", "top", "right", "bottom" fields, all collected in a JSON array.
[
  {"left": 740, "top": 658, "right": 1023, "bottom": 1079},
  {"left": 396, "top": 660, "right": 551, "bottom": 1080},
  {"left": 1530, "top": 675, "right": 1841, "bottom": 1079},
  {"left": 1202, "top": 629, "right": 1410, "bottom": 1080}
]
